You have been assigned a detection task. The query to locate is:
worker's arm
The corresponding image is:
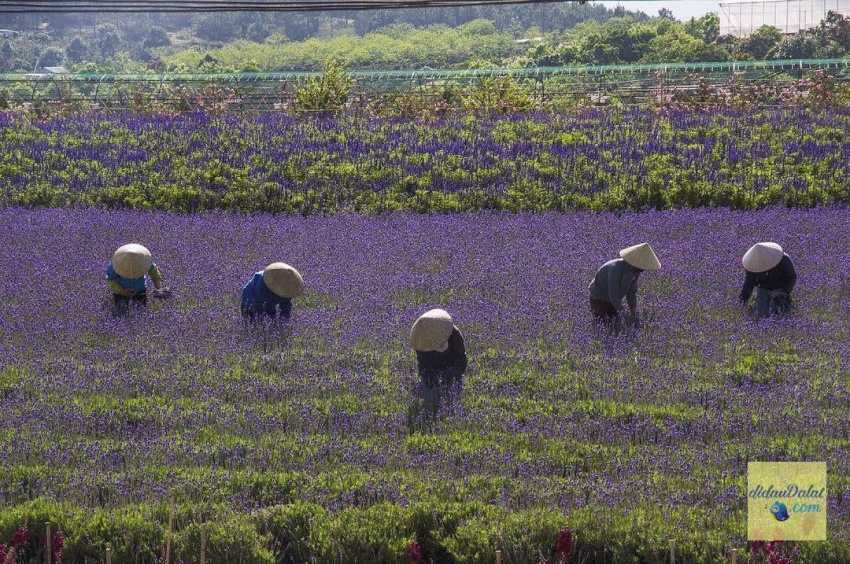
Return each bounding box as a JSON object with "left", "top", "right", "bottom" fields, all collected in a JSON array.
[
  {"left": 278, "top": 297, "right": 293, "bottom": 319},
  {"left": 607, "top": 265, "right": 623, "bottom": 311},
  {"left": 739, "top": 270, "right": 757, "bottom": 302},
  {"left": 780, "top": 256, "right": 796, "bottom": 294},
  {"left": 450, "top": 329, "right": 468, "bottom": 375},
  {"left": 107, "top": 280, "right": 133, "bottom": 296},
  {"left": 626, "top": 277, "right": 638, "bottom": 316},
  {"left": 149, "top": 264, "right": 163, "bottom": 290},
  {"left": 107, "top": 265, "right": 134, "bottom": 296}
]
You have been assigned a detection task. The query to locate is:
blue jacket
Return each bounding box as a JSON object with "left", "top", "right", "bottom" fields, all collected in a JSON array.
[
  {"left": 241, "top": 272, "right": 292, "bottom": 318},
  {"left": 107, "top": 263, "right": 159, "bottom": 294}
]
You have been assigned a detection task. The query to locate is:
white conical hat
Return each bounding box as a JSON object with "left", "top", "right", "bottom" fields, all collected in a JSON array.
[
  {"left": 112, "top": 244, "right": 152, "bottom": 278},
  {"left": 742, "top": 242, "right": 783, "bottom": 273},
  {"left": 619, "top": 243, "right": 661, "bottom": 271},
  {"left": 263, "top": 262, "right": 304, "bottom": 298},
  {"left": 410, "top": 309, "right": 454, "bottom": 352}
]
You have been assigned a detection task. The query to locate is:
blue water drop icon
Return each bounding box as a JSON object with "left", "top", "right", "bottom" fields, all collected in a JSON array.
[{"left": 771, "top": 501, "right": 790, "bottom": 521}]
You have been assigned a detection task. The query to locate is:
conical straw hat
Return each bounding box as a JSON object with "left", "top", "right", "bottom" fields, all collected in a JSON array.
[
  {"left": 619, "top": 243, "right": 661, "bottom": 271},
  {"left": 112, "top": 244, "right": 152, "bottom": 279},
  {"left": 410, "top": 309, "right": 454, "bottom": 352},
  {"left": 263, "top": 262, "right": 305, "bottom": 298},
  {"left": 742, "top": 242, "right": 783, "bottom": 273}
]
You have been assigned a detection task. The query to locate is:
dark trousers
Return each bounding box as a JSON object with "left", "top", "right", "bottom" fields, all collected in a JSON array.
[
  {"left": 590, "top": 298, "right": 618, "bottom": 321},
  {"left": 113, "top": 292, "right": 147, "bottom": 315},
  {"left": 416, "top": 367, "right": 463, "bottom": 420}
]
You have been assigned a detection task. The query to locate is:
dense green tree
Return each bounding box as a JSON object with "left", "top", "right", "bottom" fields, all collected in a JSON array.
[
  {"left": 98, "top": 30, "right": 121, "bottom": 60},
  {"left": 195, "top": 13, "right": 242, "bottom": 42},
  {"left": 38, "top": 46, "right": 65, "bottom": 67},
  {"left": 657, "top": 8, "right": 676, "bottom": 21},
  {"left": 684, "top": 13, "right": 720, "bottom": 44},
  {"left": 1, "top": 39, "right": 13, "bottom": 68},
  {"left": 66, "top": 36, "right": 90, "bottom": 63},
  {"left": 737, "top": 26, "right": 782, "bottom": 60},
  {"left": 143, "top": 26, "right": 170, "bottom": 49},
  {"left": 771, "top": 33, "right": 819, "bottom": 59},
  {"left": 643, "top": 33, "right": 729, "bottom": 63},
  {"left": 820, "top": 11, "right": 850, "bottom": 48}
]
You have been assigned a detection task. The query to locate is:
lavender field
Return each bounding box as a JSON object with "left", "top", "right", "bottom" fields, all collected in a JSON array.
[
  {"left": 0, "top": 207, "right": 848, "bottom": 562},
  {"left": 1, "top": 108, "right": 849, "bottom": 214}
]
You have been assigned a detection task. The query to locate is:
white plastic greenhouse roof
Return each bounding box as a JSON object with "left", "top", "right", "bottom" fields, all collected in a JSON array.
[{"left": 719, "top": 0, "right": 850, "bottom": 36}]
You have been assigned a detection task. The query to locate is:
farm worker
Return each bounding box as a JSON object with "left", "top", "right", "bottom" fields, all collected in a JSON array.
[
  {"left": 241, "top": 262, "right": 304, "bottom": 320},
  {"left": 588, "top": 242, "right": 661, "bottom": 325},
  {"left": 107, "top": 244, "right": 168, "bottom": 312},
  {"left": 739, "top": 242, "right": 796, "bottom": 317},
  {"left": 410, "top": 308, "right": 468, "bottom": 389}
]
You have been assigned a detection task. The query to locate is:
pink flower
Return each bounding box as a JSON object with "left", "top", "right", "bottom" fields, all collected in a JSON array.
[
  {"left": 11, "top": 527, "right": 28, "bottom": 549},
  {"left": 407, "top": 541, "right": 422, "bottom": 564},
  {"left": 749, "top": 540, "right": 765, "bottom": 553},
  {"left": 556, "top": 528, "right": 573, "bottom": 561}
]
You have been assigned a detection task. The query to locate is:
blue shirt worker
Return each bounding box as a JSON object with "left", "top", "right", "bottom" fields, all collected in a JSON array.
[
  {"left": 740, "top": 242, "right": 796, "bottom": 317},
  {"left": 107, "top": 243, "right": 166, "bottom": 313},
  {"left": 588, "top": 242, "right": 661, "bottom": 324},
  {"left": 241, "top": 262, "right": 304, "bottom": 320}
]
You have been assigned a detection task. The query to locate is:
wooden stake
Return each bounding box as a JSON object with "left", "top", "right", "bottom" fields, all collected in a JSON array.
[
  {"left": 106, "top": 548, "right": 112, "bottom": 564},
  {"left": 669, "top": 539, "right": 676, "bottom": 564},
  {"left": 200, "top": 523, "right": 206, "bottom": 564},
  {"left": 495, "top": 549, "right": 501, "bottom": 564},
  {"left": 45, "top": 522, "right": 52, "bottom": 564},
  {"left": 165, "top": 491, "right": 175, "bottom": 564},
  {"left": 731, "top": 548, "right": 738, "bottom": 564}
]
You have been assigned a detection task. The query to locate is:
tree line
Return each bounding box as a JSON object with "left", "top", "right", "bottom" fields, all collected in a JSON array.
[{"left": 1, "top": 6, "right": 849, "bottom": 73}]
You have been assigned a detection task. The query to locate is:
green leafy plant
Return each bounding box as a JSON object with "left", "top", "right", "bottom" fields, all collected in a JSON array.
[{"left": 295, "top": 58, "right": 355, "bottom": 114}]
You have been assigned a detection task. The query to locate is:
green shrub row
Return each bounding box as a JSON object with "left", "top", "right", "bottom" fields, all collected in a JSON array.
[{"left": 2, "top": 499, "right": 848, "bottom": 563}]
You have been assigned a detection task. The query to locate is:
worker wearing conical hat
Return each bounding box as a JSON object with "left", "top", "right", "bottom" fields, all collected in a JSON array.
[
  {"left": 740, "top": 242, "right": 796, "bottom": 317},
  {"left": 588, "top": 243, "right": 661, "bottom": 324},
  {"left": 410, "top": 308, "right": 467, "bottom": 388},
  {"left": 107, "top": 244, "right": 166, "bottom": 312},
  {"left": 241, "top": 262, "right": 304, "bottom": 320}
]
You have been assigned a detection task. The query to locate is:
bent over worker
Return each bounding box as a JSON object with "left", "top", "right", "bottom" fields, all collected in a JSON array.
[
  {"left": 740, "top": 242, "right": 796, "bottom": 317},
  {"left": 410, "top": 308, "right": 467, "bottom": 418},
  {"left": 107, "top": 244, "right": 167, "bottom": 313},
  {"left": 241, "top": 262, "right": 304, "bottom": 321},
  {"left": 588, "top": 242, "right": 661, "bottom": 325},
  {"left": 410, "top": 308, "right": 467, "bottom": 388}
]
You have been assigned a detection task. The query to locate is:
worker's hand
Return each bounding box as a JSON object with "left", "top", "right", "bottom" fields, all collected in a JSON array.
[{"left": 152, "top": 287, "right": 172, "bottom": 299}]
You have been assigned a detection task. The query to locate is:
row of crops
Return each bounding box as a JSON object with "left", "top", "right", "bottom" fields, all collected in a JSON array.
[{"left": 0, "top": 107, "right": 849, "bottom": 213}]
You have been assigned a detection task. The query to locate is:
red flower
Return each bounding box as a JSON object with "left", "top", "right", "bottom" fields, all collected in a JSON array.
[
  {"left": 556, "top": 529, "right": 573, "bottom": 561},
  {"left": 40, "top": 531, "right": 64, "bottom": 561},
  {"left": 11, "top": 527, "right": 28, "bottom": 549},
  {"left": 407, "top": 541, "right": 422, "bottom": 564},
  {"left": 766, "top": 541, "right": 782, "bottom": 552},
  {"left": 749, "top": 540, "right": 765, "bottom": 553}
]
